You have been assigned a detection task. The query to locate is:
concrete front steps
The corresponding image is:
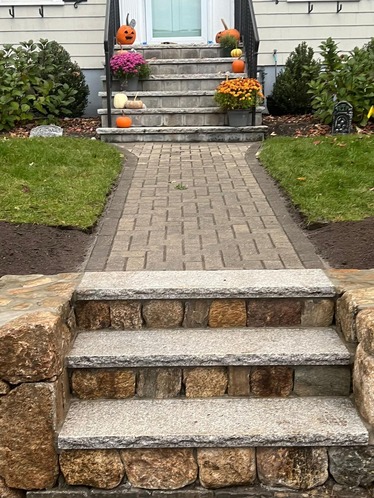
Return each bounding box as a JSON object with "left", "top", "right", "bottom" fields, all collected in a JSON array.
[
  {"left": 97, "top": 44, "right": 267, "bottom": 142},
  {"left": 28, "top": 270, "right": 371, "bottom": 496}
]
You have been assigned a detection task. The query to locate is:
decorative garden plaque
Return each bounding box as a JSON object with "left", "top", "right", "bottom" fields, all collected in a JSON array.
[{"left": 332, "top": 101, "right": 353, "bottom": 134}]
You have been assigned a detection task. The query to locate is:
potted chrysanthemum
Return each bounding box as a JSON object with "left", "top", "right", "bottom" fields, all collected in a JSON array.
[
  {"left": 214, "top": 77, "right": 263, "bottom": 126},
  {"left": 109, "top": 51, "right": 150, "bottom": 90}
]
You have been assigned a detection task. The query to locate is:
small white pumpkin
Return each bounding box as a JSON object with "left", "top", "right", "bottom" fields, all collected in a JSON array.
[{"left": 113, "top": 93, "right": 128, "bottom": 109}]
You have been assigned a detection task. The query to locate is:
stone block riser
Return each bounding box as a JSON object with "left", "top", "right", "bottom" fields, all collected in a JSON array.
[
  {"left": 25, "top": 446, "right": 374, "bottom": 495},
  {"left": 68, "top": 365, "right": 352, "bottom": 400},
  {"left": 74, "top": 297, "right": 335, "bottom": 331}
]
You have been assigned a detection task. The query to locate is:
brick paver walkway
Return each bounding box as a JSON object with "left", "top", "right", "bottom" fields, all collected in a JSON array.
[{"left": 85, "top": 143, "right": 323, "bottom": 271}]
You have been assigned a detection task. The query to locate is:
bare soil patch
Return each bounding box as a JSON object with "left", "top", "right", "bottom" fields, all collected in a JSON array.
[
  {"left": 0, "top": 222, "right": 92, "bottom": 277},
  {"left": 307, "top": 217, "right": 374, "bottom": 269}
]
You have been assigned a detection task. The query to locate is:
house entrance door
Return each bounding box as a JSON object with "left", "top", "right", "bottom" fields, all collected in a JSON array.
[{"left": 145, "top": 0, "right": 207, "bottom": 43}]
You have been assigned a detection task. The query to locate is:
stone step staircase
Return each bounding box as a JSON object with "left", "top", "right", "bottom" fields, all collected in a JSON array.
[
  {"left": 27, "top": 269, "right": 371, "bottom": 497},
  {"left": 97, "top": 44, "right": 267, "bottom": 143}
]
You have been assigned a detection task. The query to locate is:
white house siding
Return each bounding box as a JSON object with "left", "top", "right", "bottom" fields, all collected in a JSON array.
[
  {"left": 253, "top": 0, "right": 373, "bottom": 95},
  {"left": 253, "top": 0, "right": 374, "bottom": 66},
  {"left": 0, "top": 0, "right": 106, "bottom": 69}
]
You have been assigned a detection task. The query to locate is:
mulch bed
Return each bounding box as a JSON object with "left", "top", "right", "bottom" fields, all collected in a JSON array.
[{"left": 0, "top": 116, "right": 373, "bottom": 277}]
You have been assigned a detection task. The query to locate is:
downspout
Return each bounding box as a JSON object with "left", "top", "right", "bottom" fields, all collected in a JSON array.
[{"left": 273, "top": 48, "right": 278, "bottom": 79}]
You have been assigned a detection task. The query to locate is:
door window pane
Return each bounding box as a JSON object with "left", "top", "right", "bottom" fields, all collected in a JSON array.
[{"left": 152, "top": 0, "right": 201, "bottom": 38}]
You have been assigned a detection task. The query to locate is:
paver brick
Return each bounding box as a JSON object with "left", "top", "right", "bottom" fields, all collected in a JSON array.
[{"left": 86, "top": 144, "right": 323, "bottom": 271}]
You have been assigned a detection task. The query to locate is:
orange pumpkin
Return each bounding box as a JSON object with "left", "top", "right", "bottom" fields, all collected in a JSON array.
[
  {"left": 116, "top": 116, "right": 132, "bottom": 128},
  {"left": 215, "top": 19, "right": 240, "bottom": 44},
  {"left": 116, "top": 14, "right": 136, "bottom": 45},
  {"left": 232, "top": 59, "right": 245, "bottom": 73}
]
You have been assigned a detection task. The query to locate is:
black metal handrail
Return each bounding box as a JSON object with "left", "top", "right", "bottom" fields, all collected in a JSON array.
[
  {"left": 103, "top": 0, "right": 120, "bottom": 128},
  {"left": 235, "top": 0, "right": 260, "bottom": 125}
]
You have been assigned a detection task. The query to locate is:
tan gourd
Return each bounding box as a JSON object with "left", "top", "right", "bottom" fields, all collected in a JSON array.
[{"left": 125, "top": 93, "right": 144, "bottom": 109}]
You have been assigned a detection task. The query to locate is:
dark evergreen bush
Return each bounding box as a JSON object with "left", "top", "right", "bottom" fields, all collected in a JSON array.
[{"left": 268, "top": 42, "right": 320, "bottom": 115}]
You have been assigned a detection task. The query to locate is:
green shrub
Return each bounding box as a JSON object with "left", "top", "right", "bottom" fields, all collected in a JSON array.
[
  {"left": 308, "top": 37, "right": 374, "bottom": 125},
  {"left": 0, "top": 39, "right": 89, "bottom": 131},
  {"left": 268, "top": 42, "right": 320, "bottom": 115},
  {"left": 219, "top": 34, "right": 238, "bottom": 50},
  {"left": 37, "top": 39, "right": 89, "bottom": 117}
]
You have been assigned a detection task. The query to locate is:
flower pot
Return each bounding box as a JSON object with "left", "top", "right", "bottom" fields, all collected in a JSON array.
[
  {"left": 220, "top": 47, "right": 233, "bottom": 57},
  {"left": 227, "top": 109, "right": 250, "bottom": 127},
  {"left": 120, "top": 76, "right": 139, "bottom": 91}
]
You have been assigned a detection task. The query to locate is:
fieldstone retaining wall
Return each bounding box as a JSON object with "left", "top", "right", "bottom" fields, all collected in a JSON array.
[
  {"left": 0, "top": 270, "right": 373, "bottom": 495},
  {"left": 331, "top": 270, "right": 374, "bottom": 427},
  {"left": 0, "top": 274, "right": 81, "bottom": 493}
]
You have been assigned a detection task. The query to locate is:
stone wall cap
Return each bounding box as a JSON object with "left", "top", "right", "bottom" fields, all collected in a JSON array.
[
  {"left": 0, "top": 273, "right": 82, "bottom": 328},
  {"left": 76, "top": 270, "right": 336, "bottom": 301},
  {"left": 58, "top": 397, "right": 368, "bottom": 450}
]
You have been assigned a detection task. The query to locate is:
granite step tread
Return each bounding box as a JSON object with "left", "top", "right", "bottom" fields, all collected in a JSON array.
[
  {"left": 67, "top": 327, "right": 350, "bottom": 368},
  {"left": 58, "top": 397, "right": 369, "bottom": 449},
  {"left": 76, "top": 270, "right": 336, "bottom": 301}
]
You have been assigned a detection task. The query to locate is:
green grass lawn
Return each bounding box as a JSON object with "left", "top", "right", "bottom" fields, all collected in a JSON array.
[
  {"left": 0, "top": 137, "right": 122, "bottom": 229},
  {"left": 259, "top": 135, "right": 374, "bottom": 223}
]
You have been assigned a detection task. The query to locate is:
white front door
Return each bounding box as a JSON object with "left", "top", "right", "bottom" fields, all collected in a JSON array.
[{"left": 145, "top": 0, "right": 208, "bottom": 43}]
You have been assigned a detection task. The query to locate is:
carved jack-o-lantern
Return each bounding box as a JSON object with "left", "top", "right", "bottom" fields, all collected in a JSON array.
[
  {"left": 116, "top": 14, "right": 137, "bottom": 45},
  {"left": 215, "top": 19, "right": 240, "bottom": 44}
]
